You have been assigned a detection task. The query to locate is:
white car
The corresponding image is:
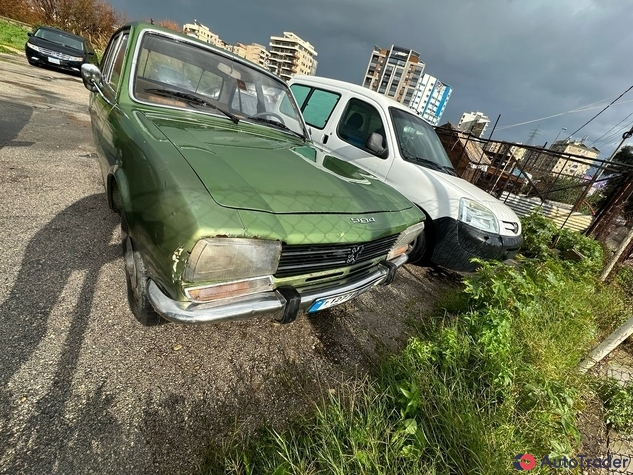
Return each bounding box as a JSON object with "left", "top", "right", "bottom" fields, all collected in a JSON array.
[{"left": 287, "top": 75, "right": 523, "bottom": 272}]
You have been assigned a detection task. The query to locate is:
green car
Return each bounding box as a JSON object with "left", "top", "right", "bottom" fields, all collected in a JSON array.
[{"left": 80, "top": 22, "right": 425, "bottom": 326}]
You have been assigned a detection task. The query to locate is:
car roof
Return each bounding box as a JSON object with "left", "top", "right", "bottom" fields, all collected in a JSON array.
[
  {"left": 36, "top": 26, "right": 86, "bottom": 41},
  {"left": 290, "top": 75, "right": 416, "bottom": 114}
]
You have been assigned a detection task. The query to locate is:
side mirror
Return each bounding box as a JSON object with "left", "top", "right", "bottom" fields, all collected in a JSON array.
[
  {"left": 87, "top": 51, "right": 95, "bottom": 56},
  {"left": 366, "top": 133, "right": 388, "bottom": 158},
  {"left": 81, "top": 63, "right": 103, "bottom": 93},
  {"left": 27, "top": 32, "right": 33, "bottom": 37}
]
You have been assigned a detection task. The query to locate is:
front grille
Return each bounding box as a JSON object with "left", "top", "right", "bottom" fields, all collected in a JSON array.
[
  {"left": 275, "top": 234, "right": 399, "bottom": 278},
  {"left": 37, "top": 47, "right": 79, "bottom": 61}
]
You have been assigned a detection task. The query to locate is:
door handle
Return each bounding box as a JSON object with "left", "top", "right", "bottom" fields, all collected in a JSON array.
[{"left": 322, "top": 134, "right": 329, "bottom": 144}]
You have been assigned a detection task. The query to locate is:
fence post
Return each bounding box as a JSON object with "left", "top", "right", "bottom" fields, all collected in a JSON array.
[
  {"left": 600, "top": 225, "right": 633, "bottom": 282},
  {"left": 579, "top": 313, "right": 633, "bottom": 373}
]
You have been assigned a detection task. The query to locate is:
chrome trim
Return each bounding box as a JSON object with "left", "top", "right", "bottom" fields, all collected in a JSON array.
[{"left": 148, "top": 254, "right": 408, "bottom": 325}]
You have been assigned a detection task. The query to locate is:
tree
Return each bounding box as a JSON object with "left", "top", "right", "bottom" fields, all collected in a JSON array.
[{"left": 155, "top": 19, "right": 180, "bottom": 32}]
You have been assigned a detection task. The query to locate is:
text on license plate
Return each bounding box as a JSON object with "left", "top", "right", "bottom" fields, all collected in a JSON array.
[
  {"left": 48, "top": 57, "right": 61, "bottom": 64},
  {"left": 308, "top": 289, "right": 365, "bottom": 313}
]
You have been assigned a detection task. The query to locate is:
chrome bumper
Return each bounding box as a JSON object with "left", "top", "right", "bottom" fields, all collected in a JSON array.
[{"left": 147, "top": 254, "right": 408, "bottom": 325}]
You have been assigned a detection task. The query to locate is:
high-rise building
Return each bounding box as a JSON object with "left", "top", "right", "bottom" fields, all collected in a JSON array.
[
  {"left": 410, "top": 74, "right": 452, "bottom": 126},
  {"left": 362, "top": 45, "right": 425, "bottom": 106},
  {"left": 182, "top": 21, "right": 228, "bottom": 49},
  {"left": 231, "top": 42, "right": 271, "bottom": 69},
  {"left": 457, "top": 111, "right": 490, "bottom": 138},
  {"left": 268, "top": 32, "right": 318, "bottom": 81}
]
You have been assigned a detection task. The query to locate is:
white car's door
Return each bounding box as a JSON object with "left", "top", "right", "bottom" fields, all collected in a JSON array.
[{"left": 290, "top": 83, "right": 394, "bottom": 181}]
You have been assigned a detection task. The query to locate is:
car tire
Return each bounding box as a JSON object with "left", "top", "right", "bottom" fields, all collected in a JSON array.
[
  {"left": 406, "top": 212, "right": 435, "bottom": 266},
  {"left": 121, "top": 213, "right": 164, "bottom": 327}
]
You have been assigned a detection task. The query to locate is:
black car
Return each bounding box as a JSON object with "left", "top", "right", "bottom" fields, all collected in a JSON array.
[{"left": 25, "top": 26, "right": 97, "bottom": 75}]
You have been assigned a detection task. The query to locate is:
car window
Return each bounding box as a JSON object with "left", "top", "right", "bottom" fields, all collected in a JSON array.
[
  {"left": 34, "top": 28, "right": 84, "bottom": 51},
  {"left": 389, "top": 107, "right": 454, "bottom": 170},
  {"left": 290, "top": 85, "right": 340, "bottom": 130},
  {"left": 100, "top": 33, "right": 122, "bottom": 80},
  {"left": 109, "top": 34, "right": 129, "bottom": 89},
  {"left": 337, "top": 98, "right": 387, "bottom": 156},
  {"left": 132, "top": 32, "right": 307, "bottom": 137},
  {"left": 290, "top": 84, "right": 310, "bottom": 108}
]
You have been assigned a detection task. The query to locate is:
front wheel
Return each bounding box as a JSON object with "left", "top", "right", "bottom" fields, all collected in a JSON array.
[
  {"left": 121, "top": 213, "right": 164, "bottom": 326},
  {"left": 406, "top": 232, "right": 429, "bottom": 265}
]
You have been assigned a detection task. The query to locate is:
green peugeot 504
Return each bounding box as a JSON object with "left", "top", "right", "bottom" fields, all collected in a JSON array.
[{"left": 80, "top": 22, "right": 425, "bottom": 326}]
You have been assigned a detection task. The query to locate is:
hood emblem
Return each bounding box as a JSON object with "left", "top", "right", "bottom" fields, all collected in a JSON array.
[
  {"left": 350, "top": 217, "right": 375, "bottom": 224},
  {"left": 347, "top": 245, "right": 364, "bottom": 264}
]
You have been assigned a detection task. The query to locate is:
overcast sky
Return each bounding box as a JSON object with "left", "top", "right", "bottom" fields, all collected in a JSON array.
[{"left": 107, "top": 0, "right": 633, "bottom": 157}]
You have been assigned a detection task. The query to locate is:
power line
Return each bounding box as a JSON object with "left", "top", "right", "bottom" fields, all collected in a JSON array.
[
  {"left": 593, "top": 119, "right": 633, "bottom": 147},
  {"left": 495, "top": 98, "right": 633, "bottom": 131},
  {"left": 564, "top": 84, "right": 633, "bottom": 140},
  {"left": 592, "top": 112, "right": 633, "bottom": 145}
]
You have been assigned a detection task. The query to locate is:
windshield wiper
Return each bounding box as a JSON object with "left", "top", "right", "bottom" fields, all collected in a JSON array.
[
  {"left": 246, "top": 116, "right": 306, "bottom": 141},
  {"left": 402, "top": 153, "right": 457, "bottom": 176},
  {"left": 144, "top": 88, "right": 239, "bottom": 124}
]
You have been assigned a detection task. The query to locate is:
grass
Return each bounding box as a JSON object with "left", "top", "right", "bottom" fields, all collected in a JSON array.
[
  {"left": 200, "top": 213, "right": 631, "bottom": 475},
  {"left": 0, "top": 44, "right": 17, "bottom": 55},
  {"left": 0, "top": 19, "right": 29, "bottom": 51}
]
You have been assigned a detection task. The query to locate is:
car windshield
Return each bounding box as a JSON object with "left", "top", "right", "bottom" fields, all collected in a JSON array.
[
  {"left": 34, "top": 29, "right": 84, "bottom": 51},
  {"left": 133, "top": 32, "right": 307, "bottom": 138},
  {"left": 389, "top": 107, "right": 455, "bottom": 173}
]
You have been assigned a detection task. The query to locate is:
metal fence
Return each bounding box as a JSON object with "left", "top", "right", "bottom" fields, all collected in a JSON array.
[{"left": 434, "top": 127, "right": 633, "bottom": 252}]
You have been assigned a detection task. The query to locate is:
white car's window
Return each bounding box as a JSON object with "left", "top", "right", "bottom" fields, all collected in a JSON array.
[
  {"left": 133, "top": 33, "right": 307, "bottom": 138},
  {"left": 290, "top": 85, "right": 340, "bottom": 130},
  {"left": 389, "top": 107, "right": 456, "bottom": 173},
  {"left": 337, "top": 98, "right": 387, "bottom": 156}
]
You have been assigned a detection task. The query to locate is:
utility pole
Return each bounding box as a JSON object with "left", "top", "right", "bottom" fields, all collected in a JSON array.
[
  {"left": 525, "top": 124, "right": 540, "bottom": 146},
  {"left": 571, "top": 124, "right": 633, "bottom": 215}
]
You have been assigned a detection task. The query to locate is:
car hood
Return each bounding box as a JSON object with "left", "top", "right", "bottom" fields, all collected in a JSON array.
[
  {"left": 27, "top": 36, "right": 84, "bottom": 56},
  {"left": 147, "top": 114, "right": 414, "bottom": 214}
]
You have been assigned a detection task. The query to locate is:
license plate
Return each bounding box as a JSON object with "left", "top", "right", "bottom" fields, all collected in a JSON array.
[
  {"left": 48, "top": 57, "right": 61, "bottom": 64},
  {"left": 308, "top": 288, "right": 365, "bottom": 313}
]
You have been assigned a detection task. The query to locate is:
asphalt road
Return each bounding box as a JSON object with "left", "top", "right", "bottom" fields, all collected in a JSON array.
[{"left": 0, "top": 54, "right": 457, "bottom": 474}]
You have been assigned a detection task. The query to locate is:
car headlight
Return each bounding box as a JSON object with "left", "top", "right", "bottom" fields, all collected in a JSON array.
[
  {"left": 72, "top": 56, "right": 84, "bottom": 62},
  {"left": 26, "top": 43, "right": 41, "bottom": 53},
  {"left": 387, "top": 221, "right": 425, "bottom": 260},
  {"left": 458, "top": 198, "right": 499, "bottom": 233},
  {"left": 184, "top": 238, "right": 281, "bottom": 282}
]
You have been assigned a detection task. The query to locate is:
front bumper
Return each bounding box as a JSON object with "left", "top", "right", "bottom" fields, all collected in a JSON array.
[
  {"left": 25, "top": 47, "right": 84, "bottom": 72},
  {"left": 147, "top": 254, "right": 407, "bottom": 324},
  {"left": 432, "top": 217, "right": 523, "bottom": 272}
]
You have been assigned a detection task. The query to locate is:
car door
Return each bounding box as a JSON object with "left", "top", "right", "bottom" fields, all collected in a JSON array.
[
  {"left": 90, "top": 31, "right": 129, "bottom": 181},
  {"left": 290, "top": 84, "right": 393, "bottom": 181}
]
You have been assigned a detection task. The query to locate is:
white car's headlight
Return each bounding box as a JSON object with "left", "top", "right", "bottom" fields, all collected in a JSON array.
[
  {"left": 459, "top": 198, "right": 499, "bottom": 234},
  {"left": 387, "top": 221, "right": 425, "bottom": 260},
  {"left": 184, "top": 238, "right": 281, "bottom": 282}
]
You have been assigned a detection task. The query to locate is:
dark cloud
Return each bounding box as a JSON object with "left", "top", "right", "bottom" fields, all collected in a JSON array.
[{"left": 109, "top": 0, "right": 633, "bottom": 155}]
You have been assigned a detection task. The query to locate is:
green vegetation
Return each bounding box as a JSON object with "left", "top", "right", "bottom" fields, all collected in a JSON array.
[
  {"left": 202, "top": 213, "right": 631, "bottom": 475},
  {"left": 0, "top": 45, "right": 17, "bottom": 55},
  {"left": 596, "top": 378, "right": 633, "bottom": 435},
  {"left": 0, "top": 19, "right": 29, "bottom": 51}
]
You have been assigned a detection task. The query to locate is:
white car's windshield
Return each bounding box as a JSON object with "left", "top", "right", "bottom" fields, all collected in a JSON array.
[
  {"left": 133, "top": 32, "right": 307, "bottom": 139},
  {"left": 389, "top": 107, "right": 456, "bottom": 174}
]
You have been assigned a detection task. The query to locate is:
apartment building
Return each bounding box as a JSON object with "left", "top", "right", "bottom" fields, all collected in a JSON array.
[
  {"left": 268, "top": 32, "right": 318, "bottom": 81},
  {"left": 457, "top": 111, "right": 490, "bottom": 138},
  {"left": 231, "top": 42, "right": 271, "bottom": 69},
  {"left": 362, "top": 45, "right": 424, "bottom": 106},
  {"left": 548, "top": 139, "right": 599, "bottom": 177},
  {"left": 410, "top": 73, "right": 452, "bottom": 126},
  {"left": 182, "top": 21, "right": 227, "bottom": 49}
]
